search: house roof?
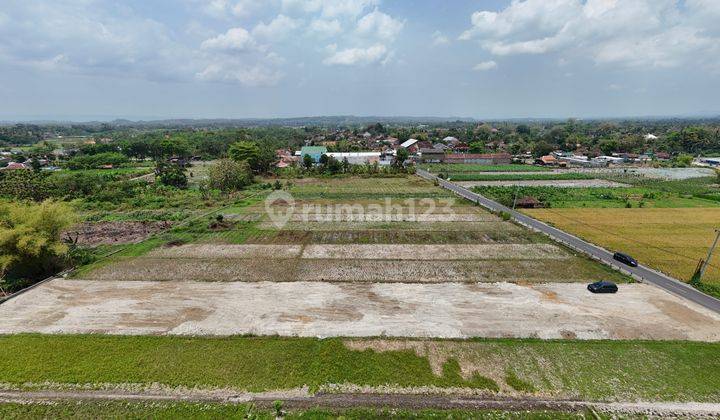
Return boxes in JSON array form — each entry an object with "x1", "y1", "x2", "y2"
[
  {"x1": 400, "y1": 139, "x2": 418, "y2": 148},
  {"x1": 3, "y1": 162, "x2": 28, "y2": 170},
  {"x1": 300, "y1": 146, "x2": 327, "y2": 154}
]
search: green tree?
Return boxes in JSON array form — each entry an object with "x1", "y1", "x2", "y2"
[
  {"x1": 228, "y1": 141, "x2": 261, "y2": 168},
  {"x1": 302, "y1": 154, "x2": 313, "y2": 169},
  {"x1": 155, "y1": 162, "x2": 188, "y2": 188},
  {"x1": 0, "y1": 200, "x2": 76, "y2": 290},
  {"x1": 207, "y1": 159, "x2": 253, "y2": 193},
  {"x1": 66, "y1": 152, "x2": 129, "y2": 170},
  {"x1": 395, "y1": 147, "x2": 410, "y2": 167},
  {"x1": 532, "y1": 141, "x2": 554, "y2": 158},
  {"x1": 469, "y1": 141, "x2": 486, "y2": 153},
  {"x1": 598, "y1": 139, "x2": 620, "y2": 156}
]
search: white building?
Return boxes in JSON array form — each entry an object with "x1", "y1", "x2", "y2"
[{"x1": 326, "y1": 152, "x2": 381, "y2": 165}]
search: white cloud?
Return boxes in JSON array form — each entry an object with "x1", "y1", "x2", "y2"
[
  {"x1": 196, "y1": 62, "x2": 283, "y2": 86},
  {"x1": 356, "y1": 9, "x2": 404, "y2": 41},
  {"x1": 252, "y1": 14, "x2": 301, "y2": 41},
  {"x1": 431, "y1": 30, "x2": 449, "y2": 46},
  {"x1": 308, "y1": 18, "x2": 342, "y2": 38},
  {"x1": 0, "y1": 1, "x2": 192, "y2": 81},
  {"x1": 193, "y1": 0, "x2": 259, "y2": 19},
  {"x1": 459, "y1": 0, "x2": 720, "y2": 69},
  {"x1": 201, "y1": 27, "x2": 258, "y2": 52},
  {"x1": 282, "y1": 0, "x2": 378, "y2": 18},
  {"x1": 323, "y1": 44, "x2": 388, "y2": 65},
  {"x1": 473, "y1": 61, "x2": 497, "y2": 71}
]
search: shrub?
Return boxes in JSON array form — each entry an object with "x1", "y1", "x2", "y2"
[
  {"x1": 0, "y1": 170, "x2": 51, "y2": 201},
  {"x1": 208, "y1": 159, "x2": 253, "y2": 193},
  {"x1": 0, "y1": 200, "x2": 76, "y2": 290},
  {"x1": 155, "y1": 162, "x2": 188, "y2": 188}
]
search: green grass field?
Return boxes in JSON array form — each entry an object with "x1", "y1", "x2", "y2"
[
  {"x1": 447, "y1": 173, "x2": 593, "y2": 182},
  {"x1": 422, "y1": 164, "x2": 550, "y2": 173},
  {"x1": 1, "y1": 335, "x2": 719, "y2": 402},
  {"x1": 474, "y1": 185, "x2": 720, "y2": 208},
  {"x1": 0, "y1": 402, "x2": 605, "y2": 420}
]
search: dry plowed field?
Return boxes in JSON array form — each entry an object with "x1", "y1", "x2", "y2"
[
  {"x1": 1, "y1": 279, "x2": 719, "y2": 340},
  {"x1": 6, "y1": 175, "x2": 716, "y2": 340}
]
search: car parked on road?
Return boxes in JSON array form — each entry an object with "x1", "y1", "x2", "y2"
[
  {"x1": 587, "y1": 281, "x2": 618, "y2": 293},
  {"x1": 613, "y1": 252, "x2": 638, "y2": 267}
]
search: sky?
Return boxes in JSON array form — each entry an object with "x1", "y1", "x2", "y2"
[{"x1": 1, "y1": 0, "x2": 719, "y2": 121}]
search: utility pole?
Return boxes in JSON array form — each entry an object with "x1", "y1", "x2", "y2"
[{"x1": 699, "y1": 228, "x2": 720, "y2": 280}]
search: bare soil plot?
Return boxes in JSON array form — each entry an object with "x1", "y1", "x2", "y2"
[
  {"x1": 147, "y1": 244, "x2": 566, "y2": 261},
  {"x1": 84, "y1": 256, "x2": 624, "y2": 283},
  {"x1": 64, "y1": 221, "x2": 173, "y2": 246},
  {"x1": 150, "y1": 244, "x2": 303, "y2": 259},
  {"x1": 1, "y1": 279, "x2": 718, "y2": 341},
  {"x1": 301, "y1": 244, "x2": 569, "y2": 260},
  {"x1": 243, "y1": 228, "x2": 540, "y2": 244},
  {"x1": 258, "y1": 221, "x2": 505, "y2": 231},
  {"x1": 248, "y1": 197, "x2": 474, "y2": 210},
  {"x1": 458, "y1": 180, "x2": 629, "y2": 188},
  {"x1": 280, "y1": 213, "x2": 495, "y2": 222}
]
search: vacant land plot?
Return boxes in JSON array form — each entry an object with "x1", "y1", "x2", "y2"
[
  {"x1": 526, "y1": 208, "x2": 720, "y2": 285},
  {"x1": 1, "y1": 279, "x2": 718, "y2": 340},
  {"x1": 287, "y1": 176, "x2": 451, "y2": 198},
  {"x1": 64, "y1": 221, "x2": 173, "y2": 246},
  {"x1": 243, "y1": 228, "x2": 541, "y2": 244},
  {"x1": 459, "y1": 180, "x2": 629, "y2": 188},
  {"x1": 84, "y1": 258, "x2": 623, "y2": 283}
]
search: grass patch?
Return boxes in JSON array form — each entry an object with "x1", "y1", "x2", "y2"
[
  {"x1": 0, "y1": 335, "x2": 719, "y2": 402},
  {"x1": 474, "y1": 185, "x2": 720, "y2": 208},
  {"x1": 505, "y1": 370, "x2": 536, "y2": 393},
  {"x1": 422, "y1": 164, "x2": 550, "y2": 173},
  {"x1": 447, "y1": 173, "x2": 593, "y2": 182},
  {"x1": 0, "y1": 401, "x2": 604, "y2": 419}
]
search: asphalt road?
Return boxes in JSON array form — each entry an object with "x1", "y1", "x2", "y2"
[{"x1": 416, "y1": 168, "x2": 720, "y2": 315}]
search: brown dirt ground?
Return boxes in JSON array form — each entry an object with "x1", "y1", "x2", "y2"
[{"x1": 64, "y1": 221, "x2": 173, "y2": 246}]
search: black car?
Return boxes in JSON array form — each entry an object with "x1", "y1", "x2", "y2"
[
  {"x1": 587, "y1": 281, "x2": 618, "y2": 294},
  {"x1": 613, "y1": 252, "x2": 638, "y2": 267}
]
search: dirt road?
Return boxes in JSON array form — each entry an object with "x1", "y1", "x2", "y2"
[{"x1": 1, "y1": 389, "x2": 718, "y2": 417}]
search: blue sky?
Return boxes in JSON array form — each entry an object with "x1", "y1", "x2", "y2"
[{"x1": 1, "y1": 0, "x2": 719, "y2": 120}]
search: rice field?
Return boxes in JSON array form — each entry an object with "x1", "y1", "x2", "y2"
[{"x1": 526, "y1": 208, "x2": 720, "y2": 285}]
